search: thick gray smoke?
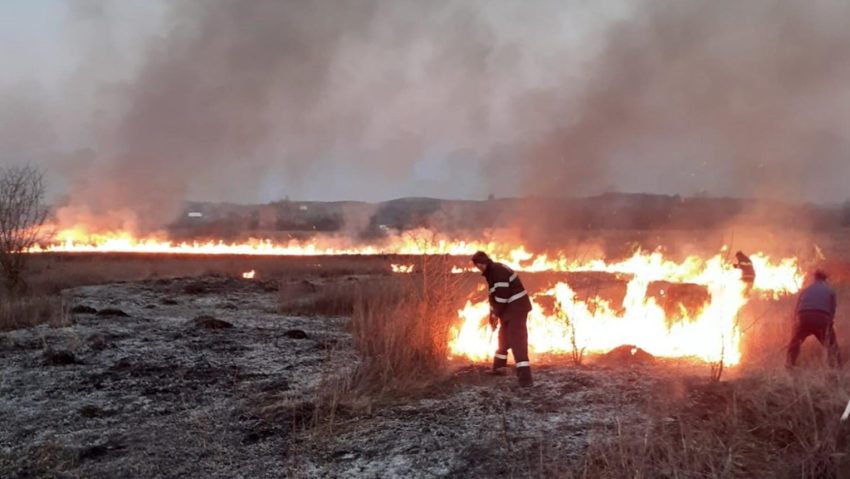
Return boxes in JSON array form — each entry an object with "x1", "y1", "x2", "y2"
[
  {"x1": 523, "y1": 1, "x2": 850, "y2": 200},
  {"x1": 4, "y1": 0, "x2": 850, "y2": 231}
]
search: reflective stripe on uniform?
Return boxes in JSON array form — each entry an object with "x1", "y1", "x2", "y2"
[
  {"x1": 494, "y1": 290, "x2": 528, "y2": 304},
  {"x1": 494, "y1": 353, "x2": 508, "y2": 360},
  {"x1": 516, "y1": 361, "x2": 530, "y2": 368},
  {"x1": 489, "y1": 282, "x2": 510, "y2": 293}
]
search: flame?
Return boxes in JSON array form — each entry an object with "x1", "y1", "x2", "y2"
[
  {"x1": 33, "y1": 227, "x2": 805, "y2": 365},
  {"x1": 242, "y1": 270, "x2": 256, "y2": 279},
  {"x1": 449, "y1": 251, "x2": 803, "y2": 365}
]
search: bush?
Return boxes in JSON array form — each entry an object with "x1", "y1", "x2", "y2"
[
  {"x1": 347, "y1": 256, "x2": 472, "y2": 395},
  {"x1": 0, "y1": 296, "x2": 68, "y2": 331}
]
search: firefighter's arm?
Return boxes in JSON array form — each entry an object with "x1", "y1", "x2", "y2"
[{"x1": 490, "y1": 266, "x2": 512, "y2": 318}]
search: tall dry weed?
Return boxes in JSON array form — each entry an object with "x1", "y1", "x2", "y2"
[
  {"x1": 0, "y1": 295, "x2": 68, "y2": 331},
  {"x1": 579, "y1": 370, "x2": 850, "y2": 478},
  {"x1": 349, "y1": 255, "x2": 473, "y2": 394}
]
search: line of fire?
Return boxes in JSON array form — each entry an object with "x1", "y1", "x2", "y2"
[{"x1": 30, "y1": 225, "x2": 804, "y2": 367}]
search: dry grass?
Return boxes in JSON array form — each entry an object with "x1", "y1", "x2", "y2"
[
  {"x1": 577, "y1": 370, "x2": 850, "y2": 478},
  {"x1": 348, "y1": 257, "x2": 469, "y2": 395},
  {"x1": 0, "y1": 295, "x2": 68, "y2": 332},
  {"x1": 291, "y1": 256, "x2": 479, "y2": 436}
]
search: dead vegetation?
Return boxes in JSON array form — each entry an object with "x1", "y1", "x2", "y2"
[
  {"x1": 0, "y1": 295, "x2": 68, "y2": 331},
  {"x1": 4, "y1": 250, "x2": 850, "y2": 476},
  {"x1": 0, "y1": 164, "x2": 48, "y2": 295},
  {"x1": 578, "y1": 370, "x2": 850, "y2": 478}
]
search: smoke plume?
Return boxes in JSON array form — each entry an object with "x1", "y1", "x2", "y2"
[{"x1": 4, "y1": 0, "x2": 850, "y2": 232}]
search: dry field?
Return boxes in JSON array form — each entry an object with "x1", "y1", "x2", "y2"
[{"x1": 1, "y1": 235, "x2": 850, "y2": 478}]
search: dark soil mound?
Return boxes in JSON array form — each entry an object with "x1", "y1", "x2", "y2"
[
  {"x1": 43, "y1": 350, "x2": 78, "y2": 366},
  {"x1": 96, "y1": 308, "x2": 129, "y2": 318},
  {"x1": 192, "y1": 315, "x2": 233, "y2": 330},
  {"x1": 284, "y1": 329, "x2": 309, "y2": 339},
  {"x1": 599, "y1": 345, "x2": 655, "y2": 366},
  {"x1": 71, "y1": 305, "x2": 97, "y2": 315},
  {"x1": 183, "y1": 282, "x2": 209, "y2": 295}
]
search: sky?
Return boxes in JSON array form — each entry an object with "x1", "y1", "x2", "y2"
[{"x1": 2, "y1": 0, "x2": 850, "y2": 228}]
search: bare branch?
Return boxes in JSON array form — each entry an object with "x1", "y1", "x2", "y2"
[{"x1": 0, "y1": 164, "x2": 48, "y2": 295}]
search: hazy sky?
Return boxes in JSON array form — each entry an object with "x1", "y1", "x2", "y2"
[{"x1": 2, "y1": 0, "x2": 850, "y2": 221}]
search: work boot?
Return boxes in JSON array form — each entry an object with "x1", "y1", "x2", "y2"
[
  {"x1": 486, "y1": 354, "x2": 508, "y2": 376},
  {"x1": 517, "y1": 365, "x2": 533, "y2": 387}
]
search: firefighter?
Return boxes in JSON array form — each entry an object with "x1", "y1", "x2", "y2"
[
  {"x1": 787, "y1": 270, "x2": 841, "y2": 368},
  {"x1": 734, "y1": 251, "x2": 756, "y2": 294},
  {"x1": 472, "y1": 251, "x2": 533, "y2": 387}
]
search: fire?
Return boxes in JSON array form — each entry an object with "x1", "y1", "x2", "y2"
[
  {"x1": 448, "y1": 251, "x2": 803, "y2": 365},
  {"x1": 33, "y1": 226, "x2": 805, "y2": 365},
  {"x1": 31, "y1": 227, "x2": 506, "y2": 257},
  {"x1": 242, "y1": 270, "x2": 256, "y2": 279}
]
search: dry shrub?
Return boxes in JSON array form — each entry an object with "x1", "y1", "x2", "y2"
[
  {"x1": 347, "y1": 256, "x2": 475, "y2": 395},
  {"x1": 0, "y1": 295, "x2": 68, "y2": 331},
  {"x1": 580, "y1": 370, "x2": 850, "y2": 478}
]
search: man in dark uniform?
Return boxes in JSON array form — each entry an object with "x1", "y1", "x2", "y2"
[
  {"x1": 734, "y1": 251, "x2": 756, "y2": 294},
  {"x1": 787, "y1": 270, "x2": 841, "y2": 368},
  {"x1": 472, "y1": 251, "x2": 533, "y2": 387}
]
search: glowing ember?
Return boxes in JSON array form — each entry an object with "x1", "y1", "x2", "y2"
[
  {"x1": 448, "y1": 251, "x2": 803, "y2": 365},
  {"x1": 391, "y1": 264, "x2": 414, "y2": 273},
  {"x1": 242, "y1": 270, "x2": 256, "y2": 279}
]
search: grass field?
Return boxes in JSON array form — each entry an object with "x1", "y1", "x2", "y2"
[{"x1": 2, "y1": 233, "x2": 850, "y2": 477}]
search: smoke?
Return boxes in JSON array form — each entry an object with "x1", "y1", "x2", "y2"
[
  {"x1": 523, "y1": 0, "x2": 850, "y2": 200},
  {"x1": 5, "y1": 0, "x2": 850, "y2": 232}
]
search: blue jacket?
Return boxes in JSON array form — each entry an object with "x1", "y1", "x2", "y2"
[{"x1": 796, "y1": 280, "x2": 837, "y2": 317}]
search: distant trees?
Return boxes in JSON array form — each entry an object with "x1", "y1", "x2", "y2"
[{"x1": 0, "y1": 165, "x2": 48, "y2": 295}]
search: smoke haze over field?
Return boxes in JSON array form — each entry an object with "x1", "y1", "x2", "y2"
[{"x1": 2, "y1": 0, "x2": 850, "y2": 230}]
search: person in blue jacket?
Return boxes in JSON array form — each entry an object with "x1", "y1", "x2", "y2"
[{"x1": 787, "y1": 270, "x2": 841, "y2": 368}]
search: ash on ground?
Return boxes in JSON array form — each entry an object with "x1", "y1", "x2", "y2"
[{"x1": 1, "y1": 277, "x2": 706, "y2": 478}]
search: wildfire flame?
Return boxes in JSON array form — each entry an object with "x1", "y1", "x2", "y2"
[
  {"x1": 449, "y1": 251, "x2": 803, "y2": 365},
  {"x1": 242, "y1": 270, "x2": 256, "y2": 279},
  {"x1": 33, "y1": 227, "x2": 804, "y2": 365}
]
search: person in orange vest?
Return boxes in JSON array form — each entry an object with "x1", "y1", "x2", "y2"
[{"x1": 472, "y1": 251, "x2": 533, "y2": 387}]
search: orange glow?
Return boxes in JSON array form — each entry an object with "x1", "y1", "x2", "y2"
[
  {"x1": 448, "y1": 251, "x2": 803, "y2": 365},
  {"x1": 33, "y1": 227, "x2": 804, "y2": 365},
  {"x1": 391, "y1": 264, "x2": 414, "y2": 273}
]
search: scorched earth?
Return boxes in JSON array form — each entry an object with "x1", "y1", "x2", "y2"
[{"x1": 0, "y1": 274, "x2": 721, "y2": 478}]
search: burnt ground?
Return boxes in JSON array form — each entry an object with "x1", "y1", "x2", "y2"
[{"x1": 1, "y1": 277, "x2": 709, "y2": 478}]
